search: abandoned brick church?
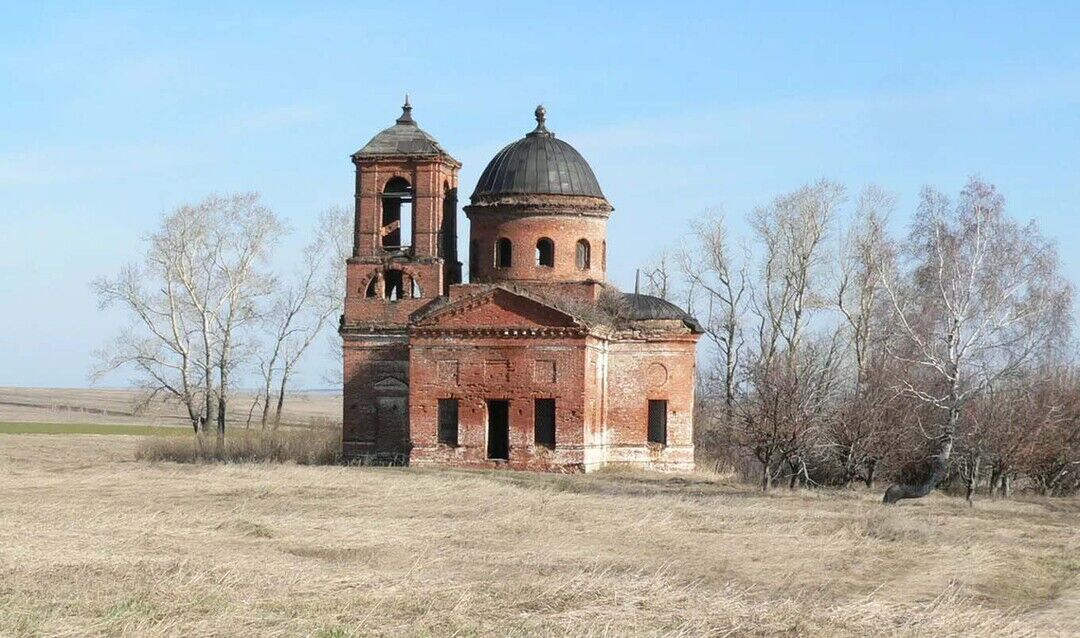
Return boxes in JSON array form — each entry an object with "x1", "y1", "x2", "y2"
[{"x1": 340, "y1": 99, "x2": 702, "y2": 471}]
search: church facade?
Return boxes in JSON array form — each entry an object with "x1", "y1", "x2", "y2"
[{"x1": 340, "y1": 100, "x2": 702, "y2": 472}]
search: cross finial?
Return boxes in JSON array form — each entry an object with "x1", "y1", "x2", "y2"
[{"x1": 397, "y1": 94, "x2": 415, "y2": 124}]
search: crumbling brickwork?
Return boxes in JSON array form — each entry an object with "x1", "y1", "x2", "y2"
[{"x1": 341, "y1": 102, "x2": 701, "y2": 471}]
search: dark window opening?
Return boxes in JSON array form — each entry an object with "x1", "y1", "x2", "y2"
[
  {"x1": 381, "y1": 177, "x2": 413, "y2": 250},
  {"x1": 536, "y1": 238, "x2": 554, "y2": 267},
  {"x1": 496, "y1": 238, "x2": 512, "y2": 269},
  {"x1": 438, "y1": 399, "x2": 459, "y2": 446},
  {"x1": 648, "y1": 400, "x2": 668, "y2": 445},
  {"x1": 486, "y1": 399, "x2": 510, "y2": 460},
  {"x1": 576, "y1": 239, "x2": 591, "y2": 270},
  {"x1": 602, "y1": 240, "x2": 607, "y2": 270},
  {"x1": 365, "y1": 276, "x2": 380, "y2": 298},
  {"x1": 442, "y1": 184, "x2": 458, "y2": 273},
  {"x1": 384, "y1": 270, "x2": 404, "y2": 301},
  {"x1": 534, "y1": 398, "x2": 556, "y2": 449}
]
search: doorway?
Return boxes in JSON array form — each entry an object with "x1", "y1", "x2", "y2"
[{"x1": 486, "y1": 399, "x2": 510, "y2": 460}]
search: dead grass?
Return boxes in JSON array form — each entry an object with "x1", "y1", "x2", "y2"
[
  {"x1": 134, "y1": 428, "x2": 341, "y2": 465},
  {"x1": 0, "y1": 387, "x2": 341, "y2": 428},
  {"x1": 1, "y1": 434, "x2": 1078, "y2": 637}
]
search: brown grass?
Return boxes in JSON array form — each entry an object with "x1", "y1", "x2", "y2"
[
  {"x1": 134, "y1": 428, "x2": 341, "y2": 465},
  {"x1": 1, "y1": 433, "x2": 1078, "y2": 637},
  {"x1": 0, "y1": 387, "x2": 341, "y2": 428}
]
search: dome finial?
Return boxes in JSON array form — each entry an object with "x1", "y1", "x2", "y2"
[
  {"x1": 529, "y1": 104, "x2": 551, "y2": 136},
  {"x1": 397, "y1": 94, "x2": 415, "y2": 124}
]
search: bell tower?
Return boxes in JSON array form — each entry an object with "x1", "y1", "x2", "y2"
[
  {"x1": 341, "y1": 98, "x2": 461, "y2": 460},
  {"x1": 347, "y1": 97, "x2": 461, "y2": 310}
]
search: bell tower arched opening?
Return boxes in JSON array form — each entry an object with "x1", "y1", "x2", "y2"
[{"x1": 382, "y1": 177, "x2": 413, "y2": 251}]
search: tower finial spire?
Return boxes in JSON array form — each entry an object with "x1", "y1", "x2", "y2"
[
  {"x1": 529, "y1": 104, "x2": 551, "y2": 136},
  {"x1": 397, "y1": 94, "x2": 414, "y2": 124}
]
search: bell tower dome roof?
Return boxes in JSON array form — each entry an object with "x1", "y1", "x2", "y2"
[{"x1": 353, "y1": 96, "x2": 457, "y2": 163}]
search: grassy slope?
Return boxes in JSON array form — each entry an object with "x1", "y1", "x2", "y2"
[{"x1": 0, "y1": 434, "x2": 1077, "y2": 637}]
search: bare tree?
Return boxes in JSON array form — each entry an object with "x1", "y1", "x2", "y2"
[
  {"x1": 93, "y1": 263, "x2": 206, "y2": 432},
  {"x1": 679, "y1": 212, "x2": 748, "y2": 419},
  {"x1": 733, "y1": 181, "x2": 844, "y2": 490},
  {"x1": 642, "y1": 248, "x2": 676, "y2": 301},
  {"x1": 315, "y1": 205, "x2": 352, "y2": 386},
  {"x1": 255, "y1": 207, "x2": 344, "y2": 428},
  {"x1": 95, "y1": 193, "x2": 283, "y2": 438},
  {"x1": 880, "y1": 178, "x2": 1072, "y2": 504},
  {"x1": 828, "y1": 185, "x2": 900, "y2": 486}
]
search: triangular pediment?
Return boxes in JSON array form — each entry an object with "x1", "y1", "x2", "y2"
[
  {"x1": 412, "y1": 287, "x2": 581, "y2": 330},
  {"x1": 373, "y1": 377, "x2": 409, "y2": 391}
]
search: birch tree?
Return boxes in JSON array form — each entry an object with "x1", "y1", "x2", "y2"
[
  {"x1": 880, "y1": 178, "x2": 1072, "y2": 504},
  {"x1": 254, "y1": 207, "x2": 344, "y2": 428},
  {"x1": 95, "y1": 193, "x2": 283, "y2": 437}
]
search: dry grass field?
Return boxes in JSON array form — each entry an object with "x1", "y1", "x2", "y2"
[
  {"x1": 0, "y1": 387, "x2": 341, "y2": 429},
  {"x1": 1, "y1": 434, "x2": 1078, "y2": 637}
]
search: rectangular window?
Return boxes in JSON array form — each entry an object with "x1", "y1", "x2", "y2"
[
  {"x1": 648, "y1": 400, "x2": 667, "y2": 445},
  {"x1": 534, "y1": 398, "x2": 556, "y2": 449},
  {"x1": 438, "y1": 399, "x2": 459, "y2": 446}
]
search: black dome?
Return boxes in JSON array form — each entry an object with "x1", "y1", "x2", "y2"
[
  {"x1": 620, "y1": 293, "x2": 704, "y2": 333},
  {"x1": 472, "y1": 106, "x2": 605, "y2": 200}
]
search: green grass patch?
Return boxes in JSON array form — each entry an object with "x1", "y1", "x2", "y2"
[{"x1": 0, "y1": 422, "x2": 191, "y2": 436}]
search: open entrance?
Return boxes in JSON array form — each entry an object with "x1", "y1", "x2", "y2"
[{"x1": 486, "y1": 399, "x2": 510, "y2": 460}]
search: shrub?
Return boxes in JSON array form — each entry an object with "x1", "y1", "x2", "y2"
[{"x1": 136, "y1": 427, "x2": 341, "y2": 465}]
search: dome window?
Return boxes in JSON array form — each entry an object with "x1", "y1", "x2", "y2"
[
  {"x1": 576, "y1": 239, "x2": 591, "y2": 270},
  {"x1": 536, "y1": 238, "x2": 554, "y2": 267},
  {"x1": 496, "y1": 238, "x2": 513, "y2": 269}
]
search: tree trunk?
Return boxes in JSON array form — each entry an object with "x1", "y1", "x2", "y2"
[
  {"x1": 989, "y1": 465, "x2": 1002, "y2": 497},
  {"x1": 864, "y1": 458, "x2": 877, "y2": 489},
  {"x1": 761, "y1": 462, "x2": 772, "y2": 492},
  {"x1": 1002, "y1": 473, "x2": 1012, "y2": 498},
  {"x1": 273, "y1": 368, "x2": 290, "y2": 429},
  {"x1": 965, "y1": 453, "x2": 980, "y2": 505},
  {"x1": 883, "y1": 405, "x2": 957, "y2": 505},
  {"x1": 217, "y1": 364, "x2": 228, "y2": 442}
]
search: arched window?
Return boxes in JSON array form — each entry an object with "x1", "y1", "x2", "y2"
[
  {"x1": 536, "y1": 238, "x2": 554, "y2": 267},
  {"x1": 496, "y1": 237, "x2": 513, "y2": 269},
  {"x1": 381, "y1": 177, "x2": 412, "y2": 250},
  {"x1": 576, "y1": 239, "x2": 591, "y2": 270},
  {"x1": 365, "y1": 275, "x2": 382, "y2": 298}
]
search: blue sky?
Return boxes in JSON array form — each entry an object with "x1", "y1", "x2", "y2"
[{"x1": 2, "y1": 2, "x2": 1079, "y2": 388}]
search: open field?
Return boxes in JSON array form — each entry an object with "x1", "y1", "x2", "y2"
[
  {"x1": 0, "y1": 387, "x2": 342, "y2": 429},
  {"x1": 1, "y1": 434, "x2": 1078, "y2": 637},
  {"x1": 0, "y1": 422, "x2": 190, "y2": 436}
]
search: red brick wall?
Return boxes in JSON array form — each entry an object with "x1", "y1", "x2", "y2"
[
  {"x1": 342, "y1": 335, "x2": 410, "y2": 460},
  {"x1": 602, "y1": 335, "x2": 698, "y2": 470},
  {"x1": 408, "y1": 329, "x2": 590, "y2": 471},
  {"x1": 353, "y1": 159, "x2": 459, "y2": 260},
  {"x1": 468, "y1": 214, "x2": 608, "y2": 284}
]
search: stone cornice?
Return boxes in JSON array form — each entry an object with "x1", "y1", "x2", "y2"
[{"x1": 410, "y1": 326, "x2": 590, "y2": 339}]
